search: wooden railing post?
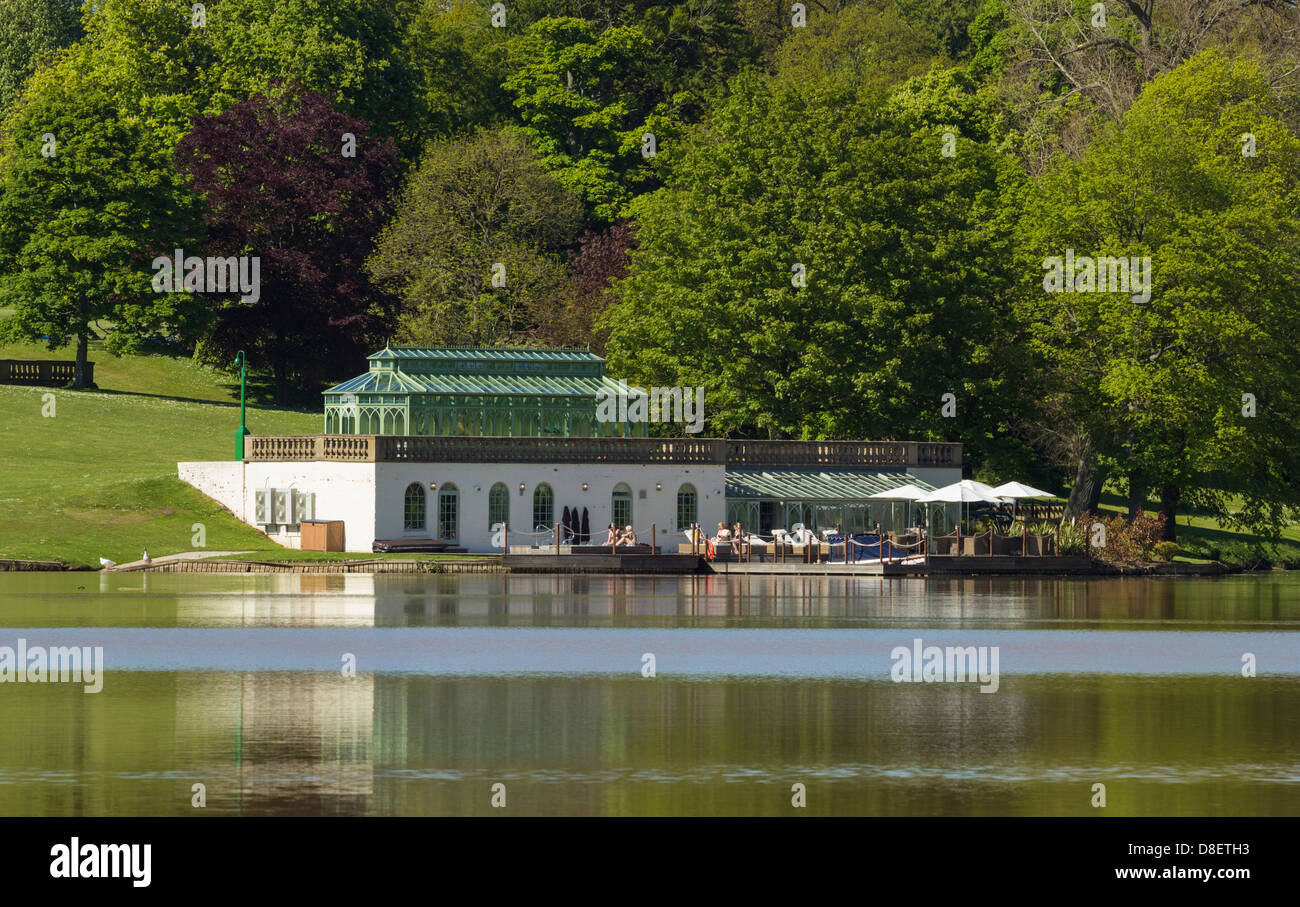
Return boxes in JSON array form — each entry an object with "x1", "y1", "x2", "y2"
[
  {"x1": 555, "y1": 523, "x2": 561, "y2": 555},
  {"x1": 651, "y1": 523, "x2": 656, "y2": 556}
]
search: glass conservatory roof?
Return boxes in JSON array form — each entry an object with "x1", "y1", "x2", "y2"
[
  {"x1": 323, "y1": 345, "x2": 617, "y2": 398},
  {"x1": 725, "y1": 470, "x2": 936, "y2": 501},
  {"x1": 324, "y1": 371, "x2": 619, "y2": 397}
]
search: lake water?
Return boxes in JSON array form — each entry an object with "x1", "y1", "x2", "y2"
[{"x1": 0, "y1": 571, "x2": 1297, "y2": 816}]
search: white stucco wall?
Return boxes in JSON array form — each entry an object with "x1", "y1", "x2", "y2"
[
  {"x1": 179, "y1": 461, "x2": 378, "y2": 552},
  {"x1": 179, "y1": 457, "x2": 950, "y2": 554},
  {"x1": 178, "y1": 461, "x2": 246, "y2": 516},
  {"x1": 180, "y1": 459, "x2": 723, "y2": 553},
  {"x1": 375, "y1": 462, "x2": 726, "y2": 552}
]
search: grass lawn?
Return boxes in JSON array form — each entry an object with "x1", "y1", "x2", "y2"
[
  {"x1": 0, "y1": 337, "x2": 251, "y2": 404},
  {"x1": 0, "y1": 331, "x2": 378, "y2": 567},
  {"x1": 1093, "y1": 492, "x2": 1300, "y2": 556},
  {"x1": 0, "y1": 380, "x2": 321, "y2": 567}
]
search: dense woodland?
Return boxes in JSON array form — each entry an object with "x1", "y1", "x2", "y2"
[{"x1": 2, "y1": 0, "x2": 1299, "y2": 539}]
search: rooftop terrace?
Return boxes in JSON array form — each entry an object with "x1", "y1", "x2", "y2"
[{"x1": 244, "y1": 435, "x2": 962, "y2": 468}]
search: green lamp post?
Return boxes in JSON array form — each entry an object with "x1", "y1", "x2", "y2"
[{"x1": 234, "y1": 350, "x2": 250, "y2": 460}]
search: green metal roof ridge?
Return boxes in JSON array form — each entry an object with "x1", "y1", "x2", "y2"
[
  {"x1": 367, "y1": 345, "x2": 604, "y2": 361},
  {"x1": 325, "y1": 371, "x2": 612, "y2": 396}
]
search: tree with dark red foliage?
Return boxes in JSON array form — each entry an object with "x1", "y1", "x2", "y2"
[
  {"x1": 177, "y1": 89, "x2": 398, "y2": 404},
  {"x1": 532, "y1": 220, "x2": 637, "y2": 353}
]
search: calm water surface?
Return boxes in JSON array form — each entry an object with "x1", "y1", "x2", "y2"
[{"x1": 0, "y1": 571, "x2": 1297, "y2": 816}]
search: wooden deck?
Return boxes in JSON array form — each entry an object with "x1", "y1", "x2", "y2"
[
  {"x1": 711, "y1": 555, "x2": 1091, "y2": 575},
  {"x1": 501, "y1": 549, "x2": 1096, "y2": 576}
]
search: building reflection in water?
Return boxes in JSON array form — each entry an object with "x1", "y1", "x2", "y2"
[{"x1": 1, "y1": 571, "x2": 1292, "y2": 816}]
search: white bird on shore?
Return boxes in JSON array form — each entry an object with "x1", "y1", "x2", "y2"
[
  {"x1": 142, "y1": 549, "x2": 151, "y2": 565},
  {"x1": 99, "y1": 557, "x2": 116, "y2": 569}
]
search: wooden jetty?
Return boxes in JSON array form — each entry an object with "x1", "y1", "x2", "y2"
[{"x1": 501, "y1": 545, "x2": 1096, "y2": 576}]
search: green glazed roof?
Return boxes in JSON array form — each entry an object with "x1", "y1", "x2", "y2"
[
  {"x1": 725, "y1": 470, "x2": 936, "y2": 501},
  {"x1": 324, "y1": 345, "x2": 616, "y2": 397},
  {"x1": 369, "y1": 345, "x2": 602, "y2": 364},
  {"x1": 325, "y1": 372, "x2": 622, "y2": 398}
]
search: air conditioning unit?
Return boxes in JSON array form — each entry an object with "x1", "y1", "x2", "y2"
[
  {"x1": 255, "y1": 488, "x2": 314, "y2": 528},
  {"x1": 292, "y1": 489, "x2": 314, "y2": 524},
  {"x1": 272, "y1": 489, "x2": 290, "y2": 525}
]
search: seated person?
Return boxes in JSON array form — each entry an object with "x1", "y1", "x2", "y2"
[
  {"x1": 605, "y1": 523, "x2": 618, "y2": 545},
  {"x1": 715, "y1": 521, "x2": 732, "y2": 542},
  {"x1": 618, "y1": 525, "x2": 637, "y2": 546}
]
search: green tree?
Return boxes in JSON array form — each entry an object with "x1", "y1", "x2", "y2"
[
  {"x1": 0, "y1": 0, "x2": 84, "y2": 114},
  {"x1": 771, "y1": 1, "x2": 945, "y2": 92},
  {"x1": 1019, "y1": 51, "x2": 1300, "y2": 537},
  {"x1": 0, "y1": 61, "x2": 203, "y2": 385},
  {"x1": 201, "y1": 0, "x2": 421, "y2": 153},
  {"x1": 505, "y1": 16, "x2": 673, "y2": 223},
  {"x1": 405, "y1": 0, "x2": 514, "y2": 138},
  {"x1": 367, "y1": 126, "x2": 583, "y2": 345},
  {"x1": 603, "y1": 69, "x2": 1027, "y2": 463}
]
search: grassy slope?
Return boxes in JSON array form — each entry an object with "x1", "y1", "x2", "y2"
[{"x1": 0, "y1": 336, "x2": 333, "y2": 566}]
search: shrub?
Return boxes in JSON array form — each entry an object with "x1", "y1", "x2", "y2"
[
  {"x1": 1057, "y1": 519, "x2": 1088, "y2": 556},
  {"x1": 1077, "y1": 510, "x2": 1168, "y2": 563},
  {"x1": 1152, "y1": 541, "x2": 1179, "y2": 562},
  {"x1": 1273, "y1": 546, "x2": 1300, "y2": 570}
]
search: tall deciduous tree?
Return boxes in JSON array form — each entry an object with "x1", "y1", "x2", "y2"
[
  {"x1": 1008, "y1": 0, "x2": 1300, "y2": 122},
  {"x1": 1019, "y1": 51, "x2": 1300, "y2": 538},
  {"x1": 367, "y1": 125, "x2": 582, "y2": 346},
  {"x1": 177, "y1": 89, "x2": 398, "y2": 403},
  {"x1": 0, "y1": 53, "x2": 204, "y2": 386},
  {"x1": 201, "y1": 0, "x2": 420, "y2": 154},
  {"x1": 602, "y1": 68, "x2": 1028, "y2": 464},
  {"x1": 405, "y1": 0, "x2": 514, "y2": 138},
  {"x1": 0, "y1": 0, "x2": 84, "y2": 114},
  {"x1": 505, "y1": 16, "x2": 672, "y2": 223}
]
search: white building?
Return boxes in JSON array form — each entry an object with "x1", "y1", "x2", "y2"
[{"x1": 178, "y1": 347, "x2": 962, "y2": 553}]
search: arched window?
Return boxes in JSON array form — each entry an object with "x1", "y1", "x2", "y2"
[
  {"x1": 676, "y1": 484, "x2": 697, "y2": 530},
  {"x1": 404, "y1": 483, "x2": 426, "y2": 532},
  {"x1": 438, "y1": 484, "x2": 458, "y2": 540},
  {"x1": 533, "y1": 483, "x2": 553, "y2": 531},
  {"x1": 611, "y1": 483, "x2": 633, "y2": 531},
  {"x1": 488, "y1": 482, "x2": 509, "y2": 530}
]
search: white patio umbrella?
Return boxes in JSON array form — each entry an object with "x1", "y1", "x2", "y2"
[
  {"x1": 991, "y1": 482, "x2": 1055, "y2": 499},
  {"x1": 917, "y1": 480, "x2": 1008, "y2": 532},
  {"x1": 869, "y1": 484, "x2": 931, "y2": 532},
  {"x1": 992, "y1": 482, "x2": 1057, "y2": 525}
]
